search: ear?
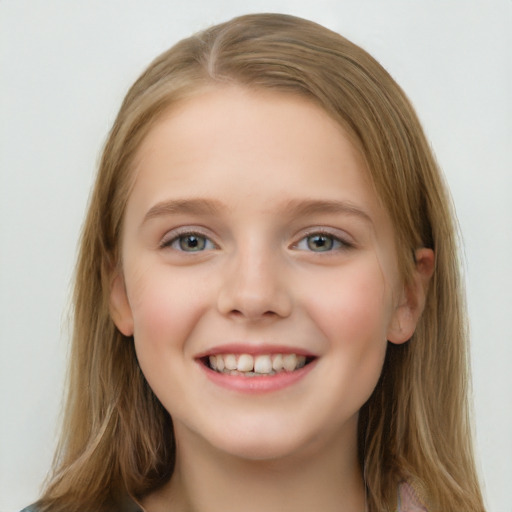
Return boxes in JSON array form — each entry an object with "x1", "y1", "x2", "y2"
[
  {"x1": 387, "y1": 248, "x2": 435, "y2": 344},
  {"x1": 109, "y1": 270, "x2": 134, "y2": 336}
]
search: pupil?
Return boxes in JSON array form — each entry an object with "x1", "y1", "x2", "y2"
[
  {"x1": 180, "y1": 235, "x2": 205, "y2": 251},
  {"x1": 308, "y1": 234, "x2": 332, "y2": 251}
]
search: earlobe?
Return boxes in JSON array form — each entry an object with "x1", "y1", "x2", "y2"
[
  {"x1": 109, "y1": 271, "x2": 134, "y2": 336},
  {"x1": 387, "y1": 248, "x2": 435, "y2": 345}
]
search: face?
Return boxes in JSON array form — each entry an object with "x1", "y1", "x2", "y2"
[{"x1": 111, "y1": 86, "x2": 426, "y2": 462}]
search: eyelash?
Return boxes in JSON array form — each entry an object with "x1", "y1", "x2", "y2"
[
  {"x1": 293, "y1": 230, "x2": 353, "y2": 253},
  {"x1": 160, "y1": 229, "x2": 217, "y2": 252},
  {"x1": 160, "y1": 228, "x2": 352, "y2": 253}
]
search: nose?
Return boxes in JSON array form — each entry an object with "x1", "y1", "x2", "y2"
[{"x1": 216, "y1": 245, "x2": 293, "y2": 321}]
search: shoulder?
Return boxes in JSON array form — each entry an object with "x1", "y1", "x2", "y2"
[{"x1": 18, "y1": 501, "x2": 143, "y2": 512}]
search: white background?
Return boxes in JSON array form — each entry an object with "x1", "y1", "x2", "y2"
[{"x1": 0, "y1": 1, "x2": 510, "y2": 511}]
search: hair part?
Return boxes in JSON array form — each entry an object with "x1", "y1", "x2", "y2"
[{"x1": 38, "y1": 13, "x2": 484, "y2": 512}]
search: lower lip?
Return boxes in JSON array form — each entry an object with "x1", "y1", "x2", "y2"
[{"x1": 199, "y1": 359, "x2": 317, "y2": 394}]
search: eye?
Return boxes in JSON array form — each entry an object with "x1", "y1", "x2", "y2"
[
  {"x1": 295, "y1": 232, "x2": 350, "y2": 252},
  {"x1": 162, "y1": 232, "x2": 216, "y2": 252}
]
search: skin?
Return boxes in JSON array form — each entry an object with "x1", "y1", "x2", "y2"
[{"x1": 110, "y1": 86, "x2": 433, "y2": 512}]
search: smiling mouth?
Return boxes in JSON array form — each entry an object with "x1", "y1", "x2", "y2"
[{"x1": 202, "y1": 353, "x2": 316, "y2": 377}]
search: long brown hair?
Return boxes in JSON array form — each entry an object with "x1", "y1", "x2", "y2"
[{"x1": 38, "y1": 13, "x2": 485, "y2": 512}]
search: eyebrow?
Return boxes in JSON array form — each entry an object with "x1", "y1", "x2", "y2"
[
  {"x1": 280, "y1": 198, "x2": 373, "y2": 224},
  {"x1": 142, "y1": 198, "x2": 224, "y2": 225},
  {"x1": 141, "y1": 197, "x2": 373, "y2": 225}
]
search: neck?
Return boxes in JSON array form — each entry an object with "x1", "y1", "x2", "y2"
[{"x1": 141, "y1": 420, "x2": 366, "y2": 512}]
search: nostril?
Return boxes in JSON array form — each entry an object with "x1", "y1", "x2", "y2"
[{"x1": 227, "y1": 309, "x2": 279, "y2": 321}]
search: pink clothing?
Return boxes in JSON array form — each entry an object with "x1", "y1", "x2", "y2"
[{"x1": 398, "y1": 482, "x2": 428, "y2": 511}]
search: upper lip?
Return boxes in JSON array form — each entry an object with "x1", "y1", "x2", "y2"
[{"x1": 194, "y1": 343, "x2": 318, "y2": 359}]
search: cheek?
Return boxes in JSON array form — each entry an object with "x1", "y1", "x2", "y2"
[
  {"x1": 306, "y1": 262, "x2": 393, "y2": 344},
  {"x1": 126, "y1": 269, "x2": 209, "y2": 406},
  {"x1": 126, "y1": 266, "x2": 207, "y2": 357},
  {"x1": 293, "y1": 260, "x2": 395, "y2": 429},
  {"x1": 302, "y1": 259, "x2": 394, "y2": 397},
  {"x1": 332, "y1": 271, "x2": 391, "y2": 398}
]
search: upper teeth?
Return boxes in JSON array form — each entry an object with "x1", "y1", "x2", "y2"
[{"x1": 208, "y1": 353, "x2": 307, "y2": 375}]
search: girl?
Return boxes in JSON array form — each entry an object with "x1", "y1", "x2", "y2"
[{"x1": 25, "y1": 13, "x2": 485, "y2": 512}]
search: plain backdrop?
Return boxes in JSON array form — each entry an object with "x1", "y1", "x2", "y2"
[{"x1": 1, "y1": 1, "x2": 511, "y2": 511}]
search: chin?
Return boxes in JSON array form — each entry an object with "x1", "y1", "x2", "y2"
[
  {"x1": 202, "y1": 415, "x2": 338, "y2": 463},
  {"x1": 216, "y1": 436, "x2": 305, "y2": 462},
  {"x1": 183, "y1": 415, "x2": 308, "y2": 462}
]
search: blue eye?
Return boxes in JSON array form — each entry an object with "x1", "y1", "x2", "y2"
[
  {"x1": 295, "y1": 233, "x2": 348, "y2": 252},
  {"x1": 164, "y1": 233, "x2": 215, "y2": 252}
]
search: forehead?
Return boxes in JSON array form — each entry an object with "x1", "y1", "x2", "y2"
[{"x1": 130, "y1": 86, "x2": 380, "y2": 211}]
